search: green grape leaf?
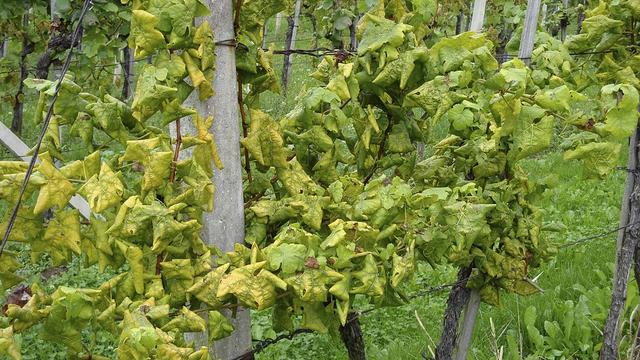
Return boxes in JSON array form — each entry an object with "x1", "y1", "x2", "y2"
[
  {"x1": 132, "y1": 65, "x2": 178, "y2": 122},
  {"x1": 601, "y1": 83, "x2": 640, "y2": 140},
  {"x1": 265, "y1": 243, "x2": 307, "y2": 274},
  {"x1": 509, "y1": 115, "x2": 555, "y2": 162},
  {"x1": 357, "y1": 14, "x2": 413, "y2": 55},
  {"x1": 300, "y1": 301, "x2": 332, "y2": 333},
  {"x1": 564, "y1": 142, "x2": 622, "y2": 178}
]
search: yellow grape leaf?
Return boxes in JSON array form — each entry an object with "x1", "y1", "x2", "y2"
[
  {"x1": 161, "y1": 307, "x2": 206, "y2": 333},
  {"x1": 194, "y1": 21, "x2": 215, "y2": 71},
  {"x1": 129, "y1": 10, "x2": 166, "y2": 59},
  {"x1": 208, "y1": 310, "x2": 234, "y2": 341},
  {"x1": 34, "y1": 210, "x2": 81, "y2": 265},
  {"x1": 187, "y1": 263, "x2": 229, "y2": 308},
  {"x1": 286, "y1": 268, "x2": 343, "y2": 302},
  {"x1": 143, "y1": 151, "x2": 173, "y2": 191},
  {"x1": 33, "y1": 158, "x2": 76, "y2": 215},
  {"x1": 241, "y1": 110, "x2": 288, "y2": 168},
  {"x1": 182, "y1": 51, "x2": 206, "y2": 88},
  {"x1": 350, "y1": 254, "x2": 385, "y2": 298},
  {"x1": 0, "y1": 251, "x2": 23, "y2": 291},
  {"x1": 0, "y1": 327, "x2": 21, "y2": 360},
  {"x1": 217, "y1": 262, "x2": 287, "y2": 310},
  {"x1": 192, "y1": 113, "x2": 223, "y2": 174},
  {"x1": 79, "y1": 163, "x2": 124, "y2": 213}
]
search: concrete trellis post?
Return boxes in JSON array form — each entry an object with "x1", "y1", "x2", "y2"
[
  {"x1": 274, "y1": 12, "x2": 283, "y2": 37},
  {"x1": 469, "y1": 0, "x2": 487, "y2": 33},
  {"x1": 209, "y1": 1, "x2": 253, "y2": 357},
  {"x1": 178, "y1": 1, "x2": 252, "y2": 359},
  {"x1": 0, "y1": 121, "x2": 91, "y2": 220},
  {"x1": 518, "y1": 0, "x2": 542, "y2": 66}
]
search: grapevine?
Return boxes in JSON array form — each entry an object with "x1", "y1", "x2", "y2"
[{"x1": 0, "y1": 0, "x2": 638, "y2": 359}]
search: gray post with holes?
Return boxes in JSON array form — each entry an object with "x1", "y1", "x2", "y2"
[
  {"x1": 469, "y1": 0, "x2": 487, "y2": 33},
  {"x1": 179, "y1": 1, "x2": 252, "y2": 359},
  {"x1": 518, "y1": 0, "x2": 541, "y2": 66}
]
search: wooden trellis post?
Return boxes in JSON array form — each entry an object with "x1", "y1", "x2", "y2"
[
  {"x1": 518, "y1": 0, "x2": 541, "y2": 66},
  {"x1": 11, "y1": 9, "x2": 30, "y2": 135},
  {"x1": 0, "y1": 35, "x2": 7, "y2": 58},
  {"x1": 261, "y1": 22, "x2": 268, "y2": 49},
  {"x1": 455, "y1": 11, "x2": 465, "y2": 35},
  {"x1": 274, "y1": 12, "x2": 283, "y2": 38},
  {"x1": 601, "y1": 128, "x2": 640, "y2": 360},
  {"x1": 281, "y1": 0, "x2": 302, "y2": 94},
  {"x1": 469, "y1": 0, "x2": 487, "y2": 33},
  {"x1": 560, "y1": 0, "x2": 569, "y2": 41},
  {"x1": 121, "y1": 45, "x2": 134, "y2": 100},
  {"x1": 454, "y1": 290, "x2": 481, "y2": 360}
]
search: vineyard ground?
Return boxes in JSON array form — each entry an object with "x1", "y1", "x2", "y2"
[{"x1": 0, "y1": 17, "x2": 635, "y2": 360}]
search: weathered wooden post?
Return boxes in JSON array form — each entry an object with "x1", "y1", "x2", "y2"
[
  {"x1": 350, "y1": 14, "x2": 359, "y2": 51},
  {"x1": 0, "y1": 35, "x2": 7, "y2": 58},
  {"x1": 601, "y1": 128, "x2": 640, "y2": 360},
  {"x1": 469, "y1": 0, "x2": 487, "y2": 33},
  {"x1": 454, "y1": 290, "x2": 481, "y2": 360},
  {"x1": 281, "y1": 0, "x2": 302, "y2": 94},
  {"x1": 560, "y1": 0, "x2": 569, "y2": 41},
  {"x1": 261, "y1": 22, "x2": 268, "y2": 49},
  {"x1": 121, "y1": 45, "x2": 134, "y2": 100},
  {"x1": 518, "y1": 0, "x2": 541, "y2": 66},
  {"x1": 455, "y1": 11, "x2": 465, "y2": 35},
  {"x1": 11, "y1": 9, "x2": 30, "y2": 135},
  {"x1": 435, "y1": 267, "x2": 473, "y2": 360},
  {"x1": 274, "y1": 12, "x2": 283, "y2": 38}
]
